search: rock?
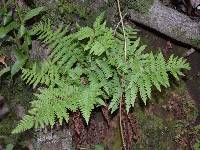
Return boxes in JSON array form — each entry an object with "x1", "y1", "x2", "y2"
[
  {"x1": 30, "y1": 40, "x2": 51, "y2": 61},
  {"x1": 0, "y1": 96, "x2": 9, "y2": 120},
  {"x1": 33, "y1": 127, "x2": 73, "y2": 150},
  {"x1": 128, "y1": 0, "x2": 200, "y2": 48},
  {"x1": 0, "y1": 104, "x2": 9, "y2": 120},
  {"x1": 14, "y1": 104, "x2": 26, "y2": 119},
  {"x1": 183, "y1": 48, "x2": 196, "y2": 57},
  {"x1": 0, "y1": 96, "x2": 4, "y2": 107}
]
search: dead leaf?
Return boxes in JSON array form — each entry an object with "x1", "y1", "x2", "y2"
[{"x1": 0, "y1": 56, "x2": 7, "y2": 67}]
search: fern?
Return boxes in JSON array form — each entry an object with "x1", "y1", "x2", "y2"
[
  {"x1": 21, "y1": 61, "x2": 61, "y2": 88},
  {"x1": 12, "y1": 85, "x2": 76, "y2": 134},
  {"x1": 13, "y1": 13, "x2": 190, "y2": 133}
]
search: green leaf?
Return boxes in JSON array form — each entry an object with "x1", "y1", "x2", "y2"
[
  {"x1": 24, "y1": 33, "x2": 32, "y2": 46},
  {"x1": 0, "y1": 21, "x2": 18, "y2": 39},
  {"x1": 6, "y1": 144, "x2": 14, "y2": 150},
  {"x1": 90, "y1": 41, "x2": 105, "y2": 56},
  {"x1": 11, "y1": 50, "x2": 27, "y2": 77},
  {"x1": 0, "y1": 67, "x2": 10, "y2": 77},
  {"x1": 90, "y1": 145, "x2": 104, "y2": 150},
  {"x1": 3, "y1": 11, "x2": 12, "y2": 25},
  {"x1": 19, "y1": 25, "x2": 26, "y2": 37},
  {"x1": 76, "y1": 27, "x2": 94, "y2": 40},
  {"x1": 23, "y1": 7, "x2": 46, "y2": 22},
  {"x1": 93, "y1": 11, "x2": 105, "y2": 29}
]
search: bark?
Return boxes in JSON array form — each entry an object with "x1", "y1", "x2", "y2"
[{"x1": 128, "y1": 0, "x2": 200, "y2": 49}]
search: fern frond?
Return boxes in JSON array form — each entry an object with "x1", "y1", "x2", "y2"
[
  {"x1": 78, "y1": 82, "x2": 105, "y2": 124},
  {"x1": 167, "y1": 55, "x2": 190, "y2": 79},
  {"x1": 93, "y1": 12, "x2": 105, "y2": 29},
  {"x1": 30, "y1": 19, "x2": 51, "y2": 36},
  {"x1": 12, "y1": 85, "x2": 78, "y2": 133},
  {"x1": 108, "y1": 73, "x2": 121, "y2": 113},
  {"x1": 74, "y1": 27, "x2": 94, "y2": 40},
  {"x1": 13, "y1": 13, "x2": 190, "y2": 134},
  {"x1": 21, "y1": 61, "x2": 60, "y2": 88},
  {"x1": 12, "y1": 115, "x2": 34, "y2": 134},
  {"x1": 125, "y1": 38, "x2": 189, "y2": 111}
]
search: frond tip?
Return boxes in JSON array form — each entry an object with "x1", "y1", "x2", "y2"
[{"x1": 12, "y1": 115, "x2": 34, "y2": 134}]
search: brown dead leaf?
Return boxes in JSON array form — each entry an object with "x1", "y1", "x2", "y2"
[{"x1": 0, "y1": 56, "x2": 7, "y2": 67}]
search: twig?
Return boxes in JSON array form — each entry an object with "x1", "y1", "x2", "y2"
[
  {"x1": 116, "y1": 0, "x2": 127, "y2": 149},
  {"x1": 114, "y1": 13, "x2": 127, "y2": 35},
  {"x1": 116, "y1": 0, "x2": 127, "y2": 61}
]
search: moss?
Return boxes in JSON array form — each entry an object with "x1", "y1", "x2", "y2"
[
  {"x1": 191, "y1": 36, "x2": 200, "y2": 47},
  {"x1": 133, "y1": 108, "x2": 175, "y2": 150},
  {"x1": 0, "y1": 114, "x2": 16, "y2": 136},
  {"x1": 173, "y1": 47, "x2": 188, "y2": 57},
  {"x1": 132, "y1": 81, "x2": 198, "y2": 149},
  {"x1": 126, "y1": 0, "x2": 155, "y2": 13},
  {"x1": 0, "y1": 113, "x2": 20, "y2": 145},
  {"x1": 0, "y1": 76, "x2": 34, "y2": 147},
  {"x1": 57, "y1": 0, "x2": 91, "y2": 25},
  {"x1": 58, "y1": 1, "x2": 89, "y2": 19},
  {"x1": 110, "y1": 126, "x2": 123, "y2": 150},
  {"x1": 0, "y1": 77, "x2": 33, "y2": 110},
  {"x1": 36, "y1": 0, "x2": 108, "y2": 27}
]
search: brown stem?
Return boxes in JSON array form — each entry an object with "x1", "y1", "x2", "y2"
[{"x1": 119, "y1": 92, "x2": 127, "y2": 150}]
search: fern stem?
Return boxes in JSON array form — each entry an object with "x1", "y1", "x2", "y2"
[
  {"x1": 116, "y1": 0, "x2": 127, "y2": 61},
  {"x1": 14, "y1": 0, "x2": 23, "y2": 24},
  {"x1": 113, "y1": 13, "x2": 127, "y2": 35},
  {"x1": 117, "y1": 0, "x2": 127, "y2": 149},
  {"x1": 119, "y1": 92, "x2": 127, "y2": 150}
]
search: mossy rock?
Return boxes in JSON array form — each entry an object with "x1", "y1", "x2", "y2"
[
  {"x1": 124, "y1": 0, "x2": 155, "y2": 13},
  {"x1": 132, "y1": 81, "x2": 198, "y2": 149}
]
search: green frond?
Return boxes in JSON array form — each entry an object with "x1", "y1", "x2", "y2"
[
  {"x1": 21, "y1": 61, "x2": 60, "y2": 88},
  {"x1": 74, "y1": 26, "x2": 94, "y2": 40},
  {"x1": 12, "y1": 115, "x2": 34, "y2": 134},
  {"x1": 93, "y1": 12, "x2": 106, "y2": 29},
  {"x1": 30, "y1": 19, "x2": 51, "y2": 36},
  {"x1": 108, "y1": 73, "x2": 121, "y2": 113},
  {"x1": 13, "y1": 86, "x2": 78, "y2": 133},
  {"x1": 78, "y1": 83, "x2": 105, "y2": 124},
  {"x1": 13, "y1": 14, "x2": 190, "y2": 134},
  {"x1": 95, "y1": 59, "x2": 113, "y2": 79},
  {"x1": 167, "y1": 55, "x2": 190, "y2": 79}
]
